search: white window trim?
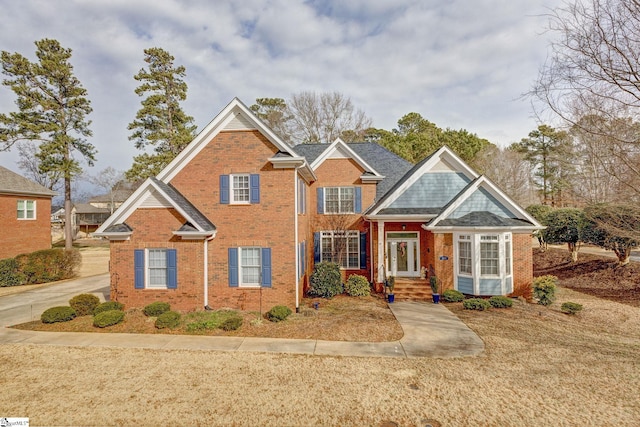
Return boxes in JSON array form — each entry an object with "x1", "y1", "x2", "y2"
[
  {"x1": 453, "y1": 232, "x2": 513, "y2": 295},
  {"x1": 324, "y1": 186, "x2": 355, "y2": 214},
  {"x1": 320, "y1": 230, "x2": 360, "y2": 269},
  {"x1": 17, "y1": 199, "x2": 36, "y2": 220},
  {"x1": 146, "y1": 248, "x2": 168, "y2": 289},
  {"x1": 239, "y1": 247, "x2": 261, "y2": 288},
  {"x1": 230, "y1": 173, "x2": 250, "y2": 205}
]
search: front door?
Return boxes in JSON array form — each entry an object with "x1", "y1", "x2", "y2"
[{"x1": 387, "y1": 232, "x2": 420, "y2": 277}]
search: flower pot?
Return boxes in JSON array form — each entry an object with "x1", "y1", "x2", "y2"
[
  {"x1": 388, "y1": 294, "x2": 395, "y2": 303},
  {"x1": 432, "y1": 293, "x2": 440, "y2": 304}
]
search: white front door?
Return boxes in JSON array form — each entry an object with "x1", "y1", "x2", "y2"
[{"x1": 387, "y1": 233, "x2": 420, "y2": 277}]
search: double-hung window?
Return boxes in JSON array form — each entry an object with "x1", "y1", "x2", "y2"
[
  {"x1": 134, "y1": 248, "x2": 177, "y2": 289},
  {"x1": 17, "y1": 200, "x2": 35, "y2": 220},
  {"x1": 231, "y1": 174, "x2": 250, "y2": 204},
  {"x1": 480, "y1": 235, "x2": 500, "y2": 275},
  {"x1": 220, "y1": 174, "x2": 260, "y2": 204},
  {"x1": 320, "y1": 230, "x2": 359, "y2": 269},
  {"x1": 228, "y1": 247, "x2": 272, "y2": 288},
  {"x1": 458, "y1": 235, "x2": 472, "y2": 275},
  {"x1": 317, "y1": 186, "x2": 361, "y2": 214}
]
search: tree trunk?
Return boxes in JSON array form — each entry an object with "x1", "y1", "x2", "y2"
[
  {"x1": 568, "y1": 242, "x2": 578, "y2": 262},
  {"x1": 64, "y1": 176, "x2": 73, "y2": 250},
  {"x1": 614, "y1": 247, "x2": 630, "y2": 266}
]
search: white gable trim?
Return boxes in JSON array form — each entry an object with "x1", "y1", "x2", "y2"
[
  {"x1": 368, "y1": 146, "x2": 478, "y2": 216},
  {"x1": 157, "y1": 98, "x2": 302, "y2": 183},
  {"x1": 427, "y1": 175, "x2": 542, "y2": 228},
  {"x1": 310, "y1": 138, "x2": 382, "y2": 177},
  {"x1": 95, "y1": 178, "x2": 208, "y2": 234}
]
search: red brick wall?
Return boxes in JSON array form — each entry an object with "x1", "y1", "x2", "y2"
[
  {"x1": 109, "y1": 208, "x2": 205, "y2": 311},
  {"x1": 169, "y1": 130, "x2": 298, "y2": 311},
  {"x1": 511, "y1": 232, "x2": 533, "y2": 299},
  {"x1": 0, "y1": 194, "x2": 52, "y2": 259}
]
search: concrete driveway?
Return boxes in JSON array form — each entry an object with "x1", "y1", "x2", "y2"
[{"x1": 0, "y1": 273, "x2": 109, "y2": 327}]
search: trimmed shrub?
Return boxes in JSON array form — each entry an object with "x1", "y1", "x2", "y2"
[
  {"x1": 442, "y1": 289, "x2": 465, "y2": 302},
  {"x1": 308, "y1": 262, "x2": 343, "y2": 298},
  {"x1": 15, "y1": 248, "x2": 80, "y2": 284},
  {"x1": 155, "y1": 311, "x2": 181, "y2": 329},
  {"x1": 266, "y1": 305, "x2": 292, "y2": 322},
  {"x1": 561, "y1": 302, "x2": 583, "y2": 315},
  {"x1": 463, "y1": 298, "x2": 491, "y2": 311},
  {"x1": 41, "y1": 306, "x2": 76, "y2": 323},
  {"x1": 0, "y1": 258, "x2": 25, "y2": 287},
  {"x1": 220, "y1": 315, "x2": 243, "y2": 331},
  {"x1": 93, "y1": 301, "x2": 125, "y2": 315},
  {"x1": 143, "y1": 301, "x2": 171, "y2": 317},
  {"x1": 533, "y1": 275, "x2": 557, "y2": 306},
  {"x1": 69, "y1": 293, "x2": 100, "y2": 316},
  {"x1": 488, "y1": 296, "x2": 513, "y2": 308},
  {"x1": 344, "y1": 274, "x2": 371, "y2": 297},
  {"x1": 93, "y1": 310, "x2": 125, "y2": 328}
]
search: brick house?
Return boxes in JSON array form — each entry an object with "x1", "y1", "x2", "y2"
[
  {"x1": 0, "y1": 166, "x2": 56, "y2": 259},
  {"x1": 96, "y1": 98, "x2": 542, "y2": 312}
]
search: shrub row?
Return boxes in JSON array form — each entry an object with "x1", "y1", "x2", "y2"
[
  {"x1": 1, "y1": 249, "x2": 80, "y2": 287},
  {"x1": 40, "y1": 294, "x2": 126, "y2": 327}
]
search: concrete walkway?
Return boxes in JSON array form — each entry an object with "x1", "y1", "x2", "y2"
[{"x1": 0, "y1": 300, "x2": 484, "y2": 358}]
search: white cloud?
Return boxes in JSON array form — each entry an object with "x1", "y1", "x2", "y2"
[{"x1": 0, "y1": 0, "x2": 558, "y2": 181}]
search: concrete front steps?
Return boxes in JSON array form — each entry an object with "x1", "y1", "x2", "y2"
[{"x1": 391, "y1": 277, "x2": 433, "y2": 301}]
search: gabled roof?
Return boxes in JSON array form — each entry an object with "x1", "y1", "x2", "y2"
[
  {"x1": 366, "y1": 146, "x2": 478, "y2": 217},
  {"x1": 0, "y1": 166, "x2": 57, "y2": 197},
  {"x1": 424, "y1": 175, "x2": 542, "y2": 230},
  {"x1": 95, "y1": 177, "x2": 216, "y2": 239},
  {"x1": 157, "y1": 98, "x2": 314, "y2": 183}
]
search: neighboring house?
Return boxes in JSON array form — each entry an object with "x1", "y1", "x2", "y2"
[
  {"x1": 96, "y1": 98, "x2": 542, "y2": 312},
  {"x1": 71, "y1": 188, "x2": 134, "y2": 237},
  {"x1": 0, "y1": 166, "x2": 56, "y2": 259}
]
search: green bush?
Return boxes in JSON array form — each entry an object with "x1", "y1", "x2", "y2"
[
  {"x1": 93, "y1": 310, "x2": 125, "y2": 328},
  {"x1": 442, "y1": 289, "x2": 465, "y2": 302},
  {"x1": 69, "y1": 293, "x2": 100, "y2": 316},
  {"x1": 185, "y1": 310, "x2": 239, "y2": 332},
  {"x1": 266, "y1": 305, "x2": 292, "y2": 322},
  {"x1": 155, "y1": 311, "x2": 181, "y2": 329},
  {"x1": 143, "y1": 301, "x2": 171, "y2": 317},
  {"x1": 344, "y1": 274, "x2": 370, "y2": 297},
  {"x1": 308, "y1": 262, "x2": 343, "y2": 298},
  {"x1": 463, "y1": 298, "x2": 491, "y2": 311},
  {"x1": 0, "y1": 258, "x2": 25, "y2": 287},
  {"x1": 15, "y1": 248, "x2": 80, "y2": 284},
  {"x1": 93, "y1": 301, "x2": 125, "y2": 315},
  {"x1": 561, "y1": 302, "x2": 583, "y2": 315},
  {"x1": 533, "y1": 275, "x2": 557, "y2": 306},
  {"x1": 220, "y1": 315, "x2": 243, "y2": 331},
  {"x1": 488, "y1": 296, "x2": 513, "y2": 308},
  {"x1": 41, "y1": 306, "x2": 77, "y2": 323}
]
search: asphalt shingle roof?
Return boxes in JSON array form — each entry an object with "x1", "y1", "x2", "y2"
[
  {"x1": 150, "y1": 178, "x2": 216, "y2": 232},
  {"x1": 0, "y1": 166, "x2": 57, "y2": 197},
  {"x1": 434, "y1": 211, "x2": 533, "y2": 227}
]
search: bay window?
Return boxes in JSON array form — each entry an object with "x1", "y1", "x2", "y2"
[{"x1": 454, "y1": 233, "x2": 513, "y2": 295}]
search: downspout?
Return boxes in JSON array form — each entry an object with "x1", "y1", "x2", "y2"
[
  {"x1": 204, "y1": 234, "x2": 216, "y2": 310},
  {"x1": 294, "y1": 170, "x2": 300, "y2": 313},
  {"x1": 365, "y1": 217, "x2": 374, "y2": 284}
]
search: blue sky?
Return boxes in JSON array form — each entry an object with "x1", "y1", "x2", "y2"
[{"x1": 0, "y1": 0, "x2": 557, "y2": 180}]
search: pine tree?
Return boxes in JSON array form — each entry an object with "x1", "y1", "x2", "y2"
[
  {"x1": 126, "y1": 47, "x2": 196, "y2": 180},
  {"x1": 1, "y1": 39, "x2": 95, "y2": 250}
]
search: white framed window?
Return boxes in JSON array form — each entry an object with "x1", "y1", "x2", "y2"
[
  {"x1": 505, "y1": 235, "x2": 511, "y2": 275},
  {"x1": 240, "y1": 247, "x2": 261, "y2": 287},
  {"x1": 231, "y1": 174, "x2": 250, "y2": 204},
  {"x1": 148, "y1": 249, "x2": 168, "y2": 288},
  {"x1": 17, "y1": 200, "x2": 36, "y2": 220},
  {"x1": 458, "y1": 235, "x2": 472, "y2": 275},
  {"x1": 325, "y1": 187, "x2": 354, "y2": 214},
  {"x1": 480, "y1": 235, "x2": 499, "y2": 275},
  {"x1": 320, "y1": 230, "x2": 359, "y2": 269}
]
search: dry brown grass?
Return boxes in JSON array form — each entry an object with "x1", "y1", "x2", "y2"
[{"x1": 1, "y1": 248, "x2": 640, "y2": 425}]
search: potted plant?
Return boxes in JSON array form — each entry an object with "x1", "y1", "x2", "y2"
[
  {"x1": 430, "y1": 275, "x2": 440, "y2": 304},
  {"x1": 386, "y1": 276, "x2": 395, "y2": 303}
]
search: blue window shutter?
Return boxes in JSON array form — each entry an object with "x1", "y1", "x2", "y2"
[
  {"x1": 313, "y1": 232, "x2": 321, "y2": 263},
  {"x1": 261, "y1": 248, "x2": 272, "y2": 288},
  {"x1": 317, "y1": 188, "x2": 324, "y2": 214},
  {"x1": 250, "y1": 174, "x2": 260, "y2": 204},
  {"x1": 166, "y1": 249, "x2": 177, "y2": 289},
  {"x1": 228, "y1": 248, "x2": 238, "y2": 287},
  {"x1": 134, "y1": 249, "x2": 144, "y2": 289},
  {"x1": 220, "y1": 175, "x2": 230, "y2": 204},
  {"x1": 354, "y1": 187, "x2": 362, "y2": 213},
  {"x1": 360, "y1": 233, "x2": 367, "y2": 270}
]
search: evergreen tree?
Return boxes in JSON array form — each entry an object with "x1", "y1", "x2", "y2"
[
  {"x1": 126, "y1": 47, "x2": 196, "y2": 180},
  {"x1": 1, "y1": 39, "x2": 95, "y2": 250}
]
